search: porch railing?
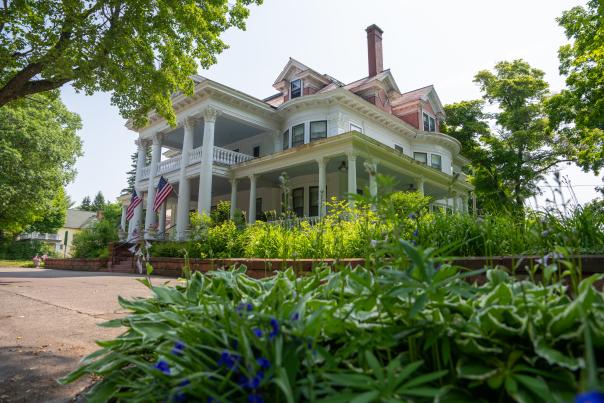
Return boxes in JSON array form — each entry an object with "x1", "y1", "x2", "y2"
[
  {"x1": 140, "y1": 146, "x2": 253, "y2": 179},
  {"x1": 16, "y1": 232, "x2": 61, "y2": 242}
]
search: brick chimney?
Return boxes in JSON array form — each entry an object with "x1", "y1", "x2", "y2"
[{"x1": 366, "y1": 24, "x2": 384, "y2": 77}]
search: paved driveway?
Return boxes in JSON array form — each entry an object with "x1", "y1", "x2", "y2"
[{"x1": 0, "y1": 267, "x2": 164, "y2": 402}]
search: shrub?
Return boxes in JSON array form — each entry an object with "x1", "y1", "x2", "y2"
[
  {"x1": 61, "y1": 242, "x2": 604, "y2": 402},
  {"x1": 71, "y1": 219, "x2": 118, "y2": 258}
]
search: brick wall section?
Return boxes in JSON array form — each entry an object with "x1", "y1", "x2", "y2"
[
  {"x1": 149, "y1": 258, "x2": 365, "y2": 278},
  {"x1": 44, "y1": 256, "x2": 604, "y2": 289},
  {"x1": 45, "y1": 258, "x2": 108, "y2": 271}
]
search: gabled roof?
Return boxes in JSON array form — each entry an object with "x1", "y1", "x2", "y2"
[
  {"x1": 64, "y1": 209, "x2": 97, "y2": 229},
  {"x1": 344, "y1": 70, "x2": 400, "y2": 94},
  {"x1": 392, "y1": 85, "x2": 445, "y2": 117}
]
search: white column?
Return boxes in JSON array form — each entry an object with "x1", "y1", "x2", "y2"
[
  {"x1": 129, "y1": 139, "x2": 148, "y2": 239},
  {"x1": 198, "y1": 107, "x2": 219, "y2": 216},
  {"x1": 176, "y1": 117, "x2": 195, "y2": 240},
  {"x1": 158, "y1": 202, "x2": 167, "y2": 235},
  {"x1": 120, "y1": 205, "x2": 127, "y2": 232},
  {"x1": 472, "y1": 192, "x2": 477, "y2": 216},
  {"x1": 347, "y1": 153, "x2": 357, "y2": 207},
  {"x1": 368, "y1": 160, "x2": 378, "y2": 198},
  {"x1": 144, "y1": 133, "x2": 162, "y2": 238},
  {"x1": 248, "y1": 174, "x2": 257, "y2": 224},
  {"x1": 415, "y1": 177, "x2": 425, "y2": 196},
  {"x1": 462, "y1": 194, "x2": 469, "y2": 214},
  {"x1": 452, "y1": 191, "x2": 459, "y2": 213},
  {"x1": 230, "y1": 178, "x2": 238, "y2": 220},
  {"x1": 317, "y1": 157, "x2": 327, "y2": 217}
]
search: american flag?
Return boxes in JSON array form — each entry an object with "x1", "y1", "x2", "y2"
[
  {"x1": 126, "y1": 190, "x2": 142, "y2": 221},
  {"x1": 153, "y1": 176, "x2": 173, "y2": 212}
]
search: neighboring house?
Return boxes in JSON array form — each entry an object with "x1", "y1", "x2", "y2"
[
  {"x1": 121, "y1": 25, "x2": 474, "y2": 241},
  {"x1": 16, "y1": 209, "x2": 97, "y2": 256},
  {"x1": 56, "y1": 210, "x2": 97, "y2": 256}
]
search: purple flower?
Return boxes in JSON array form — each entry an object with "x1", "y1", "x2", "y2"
[
  {"x1": 412, "y1": 229, "x2": 419, "y2": 238},
  {"x1": 248, "y1": 394, "x2": 265, "y2": 403},
  {"x1": 171, "y1": 341, "x2": 186, "y2": 356},
  {"x1": 576, "y1": 391, "x2": 604, "y2": 403},
  {"x1": 256, "y1": 357, "x2": 270, "y2": 369},
  {"x1": 247, "y1": 303, "x2": 253, "y2": 311},
  {"x1": 217, "y1": 351, "x2": 240, "y2": 371},
  {"x1": 407, "y1": 213, "x2": 417, "y2": 220},
  {"x1": 154, "y1": 360, "x2": 171, "y2": 375},
  {"x1": 252, "y1": 328, "x2": 263, "y2": 337},
  {"x1": 269, "y1": 318, "x2": 279, "y2": 339},
  {"x1": 291, "y1": 312, "x2": 299, "y2": 321}
]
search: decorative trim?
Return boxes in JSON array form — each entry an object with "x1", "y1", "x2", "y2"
[{"x1": 203, "y1": 106, "x2": 220, "y2": 123}]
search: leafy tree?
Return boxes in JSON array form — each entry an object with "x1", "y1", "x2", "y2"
[
  {"x1": 92, "y1": 191, "x2": 106, "y2": 211},
  {"x1": 444, "y1": 60, "x2": 577, "y2": 214},
  {"x1": 28, "y1": 187, "x2": 69, "y2": 233},
  {"x1": 547, "y1": 0, "x2": 604, "y2": 191},
  {"x1": 0, "y1": 91, "x2": 82, "y2": 236},
  {"x1": 0, "y1": 0, "x2": 262, "y2": 127},
  {"x1": 80, "y1": 196, "x2": 92, "y2": 211}
]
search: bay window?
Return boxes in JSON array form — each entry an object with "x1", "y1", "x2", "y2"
[{"x1": 414, "y1": 152, "x2": 428, "y2": 164}]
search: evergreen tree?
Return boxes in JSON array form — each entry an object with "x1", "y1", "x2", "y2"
[
  {"x1": 80, "y1": 196, "x2": 92, "y2": 211},
  {"x1": 92, "y1": 192, "x2": 106, "y2": 211}
]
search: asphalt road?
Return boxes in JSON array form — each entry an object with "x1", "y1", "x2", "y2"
[{"x1": 0, "y1": 267, "x2": 160, "y2": 403}]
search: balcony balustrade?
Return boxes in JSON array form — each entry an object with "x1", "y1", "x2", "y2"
[
  {"x1": 16, "y1": 232, "x2": 61, "y2": 242},
  {"x1": 140, "y1": 146, "x2": 253, "y2": 180}
]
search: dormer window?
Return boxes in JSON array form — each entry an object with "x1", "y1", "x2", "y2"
[
  {"x1": 423, "y1": 112, "x2": 436, "y2": 132},
  {"x1": 290, "y1": 79, "x2": 302, "y2": 99}
]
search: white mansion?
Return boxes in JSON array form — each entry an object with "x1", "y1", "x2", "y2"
[{"x1": 120, "y1": 25, "x2": 473, "y2": 241}]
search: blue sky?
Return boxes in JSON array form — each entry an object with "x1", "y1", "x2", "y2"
[{"x1": 62, "y1": 0, "x2": 601, "y2": 207}]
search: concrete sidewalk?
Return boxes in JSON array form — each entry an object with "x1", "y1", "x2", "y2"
[{"x1": 0, "y1": 267, "x2": 163, "y2": 402}]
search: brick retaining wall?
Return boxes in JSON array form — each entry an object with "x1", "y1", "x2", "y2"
[{"x1": 45, "y1": 258, "x2": 108, "y2": 271}]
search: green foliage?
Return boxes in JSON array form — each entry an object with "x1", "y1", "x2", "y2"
[
  {"x1": 61, "y1": 244, "x2": 604, "y2": 402},
  {"x1": 546, "y1": 0, "x2": 604, "y2": 176},
  {"x1": 150, "y1": 190, "x2": 604, "y2": 260},
  {"x1": 0, "y1": 239, "x2": 56, "y2": 260},
  {"x1": 80, "y1": 196, "x2": 92, "y2": 211},
  {"x1": 444, "y1": 60, "x2": 591, "y2": 214},
  {"x1": 27, "y1": 187, "x2": 69, "y2": 233},
  {"x1": 0, "y1": 0, "x2": 262, "y2": 127},
  {"x1": 0, "y1": 91, "x2": 82, "y2": 236},
  {"x1": 72, "y1": 219, "x2": 118, "y2": 258}
]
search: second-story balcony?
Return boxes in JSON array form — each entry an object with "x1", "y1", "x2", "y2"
[{"x1": 140, "y1": 146, "x2": 254, "y2": 179}]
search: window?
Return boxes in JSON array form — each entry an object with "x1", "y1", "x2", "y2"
[
  {"x1": 414, "y1": 152, "x2": 428, "y2": 164},
  {"x1": 350, "y1": 123, "x2": 363, "y2": 133},
  {"x1": 256, "y1": 198, "x2": 263, "y2": 220},
  {"x1": 310, "y1": 121, "x2": 327, "y2": 142},
  {"x1": 394, "y1": 145, "x2": 404, "y2": 154},
  {"x1": 292, "y1": 124, "x2": 305, "y2": 147},
  {"x1": 423, "y1": 112, "x2": 436, "y2": 132},
  {"x1": 253, "y1": 145, "x2": 260, "y2": 158},
  {"x1": 309, "y1": 186, "x2": 319, "y2": 217},
  {"x1": 290, "y1": 79, "x2": 302, "y2": 99},
  {"x1": 292, "y1": 187, "x2": 304, "y2": 217},
  {"x1": 282, "y1": 130, "x2": 289, "y2": 150},
  {"x1": 431, "y1": 154, "x2": 442, "y2": 171}
]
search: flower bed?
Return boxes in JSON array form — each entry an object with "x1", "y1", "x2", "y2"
[{"x1": 61, "y1": 242, "x2": 604, "y2": 401}]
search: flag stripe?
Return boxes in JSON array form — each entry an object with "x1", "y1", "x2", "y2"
[
  {"x1": 153, "y1": 176, "x2": 173, "y2": 212},
  {"x1": 126, "y1": 190, "x2": 142, "y2": 221}
]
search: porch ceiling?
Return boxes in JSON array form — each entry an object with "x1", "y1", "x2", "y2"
[{"x1": 160, "y1": 115, "x2": 265, "y2": 151}]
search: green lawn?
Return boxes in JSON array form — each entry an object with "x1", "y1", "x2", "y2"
[{"x1": 0, "y1": 260, "x2": 36, "y2": 268}]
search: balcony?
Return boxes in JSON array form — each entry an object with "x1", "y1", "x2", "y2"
[
  {"x1": 140, "y1": 146, "x2": 253, "y2": 179},
  {"x1": 16, "y1": 232, "x2": 61, "y2": 242}
]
